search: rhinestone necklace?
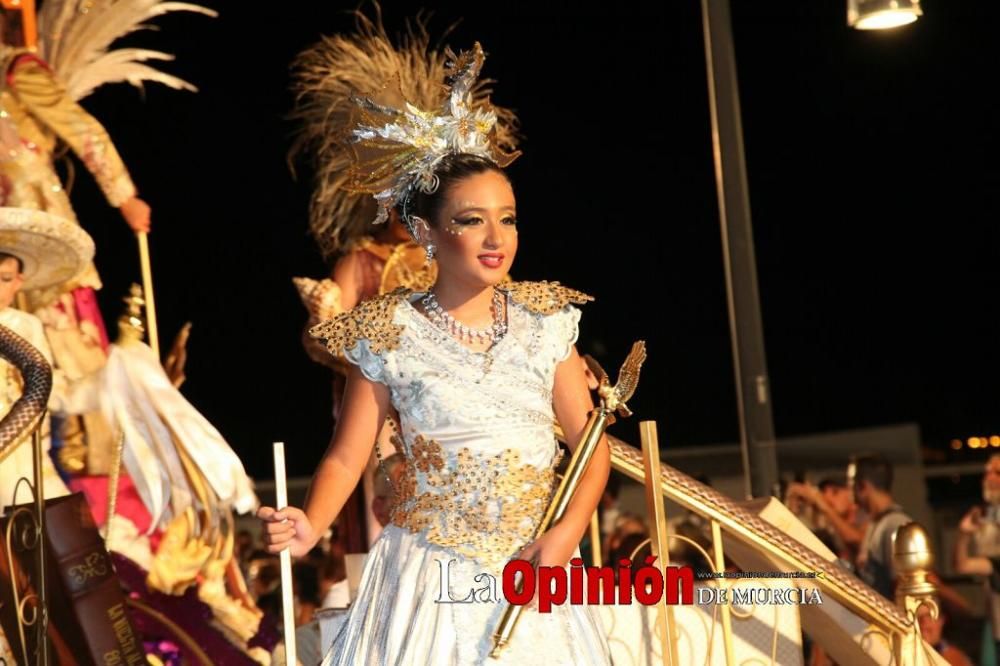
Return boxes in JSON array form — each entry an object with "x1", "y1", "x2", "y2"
[{"x1": 421, "y1": 289, "x2": 507, "y2": 345}]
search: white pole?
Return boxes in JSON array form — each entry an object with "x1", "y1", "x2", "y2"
[{"x1": 273, "y1": 442, "x2": 296, "y2": 665}]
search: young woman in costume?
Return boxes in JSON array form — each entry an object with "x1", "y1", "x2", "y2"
[{"x1": 261, "y1": 42, "x2": 611, "y2": 664}]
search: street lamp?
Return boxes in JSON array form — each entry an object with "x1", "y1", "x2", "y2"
[{"x1": 848, "y1": 0, "x2": 922, "y2": 30}]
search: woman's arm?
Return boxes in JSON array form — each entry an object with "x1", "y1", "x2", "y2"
[
  {"x1": 787, "y1": 482, "x2": 865, "y2": 547},
  {"x1": 520, "y1": 345, "x2": 610, "y2": 568},
  {"x1": 954, "y1": 507, "x2": 993, "y2": 575},
  {"x1": 332, "y1": 252, "x2": 363, "y2": 311},
  {"x1": 258, "y1": 364, "x2": 389, "y2": 556}
]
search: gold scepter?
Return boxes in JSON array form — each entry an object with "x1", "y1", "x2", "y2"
[
  {"x1": 490, "y1": 341, "x2": 647, "y2": 658},
  {"x1": 137, "y1": 231, "x2": 160, "y2": 358}
]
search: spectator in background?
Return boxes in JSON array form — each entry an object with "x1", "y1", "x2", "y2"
[
  {"x1": 604, "y1": 513, "x2": 647, "y2": 565},
  {"x1": 953, "y1": 454, "x2": 1000, "y2": 665},
  {"x1": 787, "y1": 475, "x2": 863, "y2": 566},
  {"x1": 850, "y1": 454, "x2": 912, "y2": 599},
  {"x1": 320, "y1": 542, "x2": 350, "y2": 609},
  {"x1": 599, "y1": 474, "x2": 623, "y2": 542},
  {"x1": 293, "y1": 560, "x2": 322, "y2": 626},
  {"x1": 610, "y1": 532, "x2": 650, "y2": 576},
  {"x1": 918, "y1": 605, "x2": 973, "y2": 666},
  {"x1": 670, "y1": 517, "x2": 714, "y2": 573},
  {"x1": 251, "y1": 558, "x2": 282, "y2": 619}
]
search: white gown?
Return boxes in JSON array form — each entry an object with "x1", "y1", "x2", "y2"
[{"x1": 319, "y1": 287, "x2": 610, "y2": 665}]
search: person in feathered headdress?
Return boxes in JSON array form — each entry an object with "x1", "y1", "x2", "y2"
[
  {"x1": 261, "y1": 14, "x2": 613, "y2": 664},
  {"x1": 0, "y1": 205, "x2": 267, "y2": 663},
  {"x1": 289, "y1": 6, "x2": 520, "y2": 553},
  {"x1": 0, "y1": 0, "x2": 213, "y2": 477}
]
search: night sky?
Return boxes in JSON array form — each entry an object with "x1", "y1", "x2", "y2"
[{"x1": 67, "y1": 1, "x2": 1000, "y2": 480}]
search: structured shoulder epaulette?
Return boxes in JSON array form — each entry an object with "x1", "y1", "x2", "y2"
[
  {"x1": 502, "y1": 280, "x2": 593, "y2": 315},
  {"x1": 309, "y1": 287, "x2": 412, "y2": 355}
]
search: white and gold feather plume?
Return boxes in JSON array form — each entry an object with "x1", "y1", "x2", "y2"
[
  {"x1": 290, "y1": 7, "x2": 520, "y2": 259},
  {"x1": 36, "y1": 0, "x2": 216, "y2": 102}
]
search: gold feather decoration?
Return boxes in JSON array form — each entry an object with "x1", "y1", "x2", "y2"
[
  {"x1": 289, "y1": 5, "x2": 519, "y2": 259},
  {"x1": 37, "y1": 0, "x2": 216, "y2": 102}
]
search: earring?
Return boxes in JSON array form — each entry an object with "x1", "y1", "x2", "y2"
[{"x1": 425, "y1": 243, "x2": 436, "y2": 265}]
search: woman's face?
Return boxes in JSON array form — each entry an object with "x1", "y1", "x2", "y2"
[
  {"x1": 0, "y1": 256, "x2": 23, "y2": 309},
  {"x1": 427, "y1": 170, "x2": 517, "y2": 289}
]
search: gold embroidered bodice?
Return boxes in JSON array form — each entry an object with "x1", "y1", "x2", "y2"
[
  {"x1": 390, "y1": 435, "x2": 559, "y2": 568},
  {"x1": 311, "y1": 281, "x2": 591, "y2": 568}
]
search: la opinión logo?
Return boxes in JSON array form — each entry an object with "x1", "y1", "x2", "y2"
[{"x1": 435, "y1": 556, "x2": 695, "y2": 612}]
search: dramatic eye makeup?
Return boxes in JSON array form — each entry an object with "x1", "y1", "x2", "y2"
[
  {"x1": 444, "y1": 217, "x2": 473, "y2": 235},
  {"x1": 444, "y1": 213, "x2": 518, "y2": 236}
]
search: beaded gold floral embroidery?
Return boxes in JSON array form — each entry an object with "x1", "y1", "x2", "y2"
[
  {"x1": 309, "y1": 287, "x2": 411, "y2": 355},
  {"x1": 503, "y1": 280, "x2": 593, "y2": 315},
  {"x1": 390, "y1": 435, "x2": 557, "y2": 569}
]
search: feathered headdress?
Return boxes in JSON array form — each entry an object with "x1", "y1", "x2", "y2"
[
  {"x1": 290, "y1": 9, "x2": 519, "y2": 258},
  {"x1": 347, "y1": 42, "x2": 520, "y2": 229},
  {"x1": 36, "y1": 0, "x2": 217, "y2": 102}
]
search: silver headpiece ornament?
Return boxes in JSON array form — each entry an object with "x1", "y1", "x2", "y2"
[{"x1": 346, "y1": 42, "x2": 521, "y2": 235}]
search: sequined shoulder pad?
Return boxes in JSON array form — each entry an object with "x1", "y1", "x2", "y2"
[
  {"x1": 503, "y1": 280, "x2": 593, "y2": 315},
  {"x1": 309, "y1": 287, "x2": 411, "y2": 355}
]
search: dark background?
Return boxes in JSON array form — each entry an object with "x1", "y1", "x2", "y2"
[{"x1": 67, "y1": 1, "x2": 999, "y2": 480}]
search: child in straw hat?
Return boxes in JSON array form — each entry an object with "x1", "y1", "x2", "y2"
[{"x1": 0, "y1": 207, "x2": 94, "y2": 509}]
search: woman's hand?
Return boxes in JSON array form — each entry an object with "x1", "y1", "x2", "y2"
[
  {"x1": 257, "y1": 505, "x2": 318, "y2": 558},
  {"x1": 516, "y1": 522, "x2": 579, "y2": 569},
  {"x1": 120, "y1": 196, "x2": 151, "y2": 233}
]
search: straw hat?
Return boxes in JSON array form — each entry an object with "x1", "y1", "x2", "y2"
[{"x1": 0, "y1": 208, "x2": 94, "y2": 290}]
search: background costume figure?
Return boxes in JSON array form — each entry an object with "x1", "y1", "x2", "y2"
[
  {"x1": 0, "y1": 206, "x2": 94, "y2": 664},
  {"x1": 289, "y1": 11, "x2": 516, "y2": 551},
  {"x1": 0, "y1": 208, "x2": 92, "y2": 510},
  {"x1": 0, "y1": 0, "x2": 213, "y2": 475},
  {"x1": 0, "y1": 5, "x2": 270, "y2": 663},
  {"x1": 94, "y1": 289, "x2": 270, "y2": 663}
]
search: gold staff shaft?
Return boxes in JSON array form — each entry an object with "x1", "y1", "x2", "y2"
[
  {"x1": 534, "y1": 409, "x2": 608, "y2": 541},
  {"x1": 490, "y1": 406, "x2": 610, "y2": 658},
  {"x1": 137, "y1": 232, "x2": 159, "y2": 358},
  {"x1": 490, "y1": 340, "x2": 646, "y2": 658}
]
